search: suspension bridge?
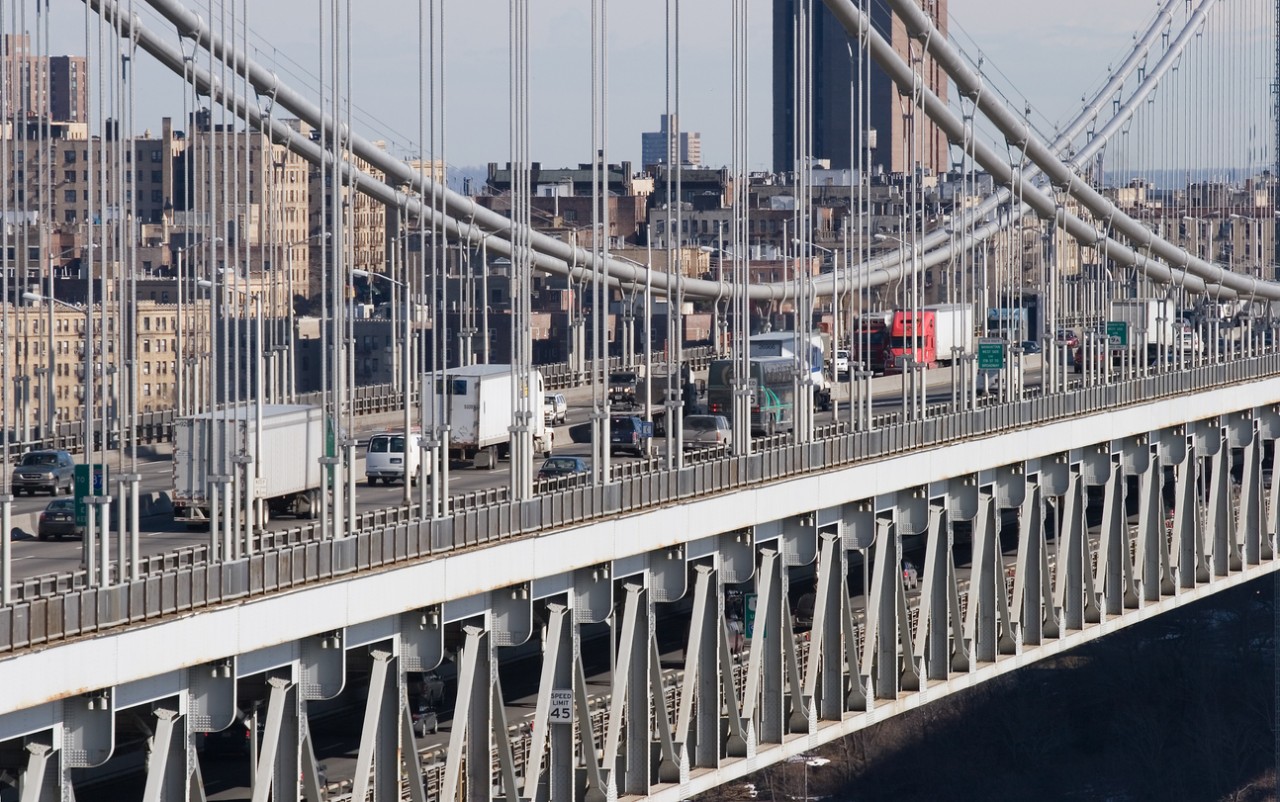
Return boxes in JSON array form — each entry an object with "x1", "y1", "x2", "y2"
[{"x1": 0, "y1": 0, "x2": 1277, "y2": 799}]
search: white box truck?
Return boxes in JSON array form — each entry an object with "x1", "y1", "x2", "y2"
[
  {"x1": 172, "y1": 404, "x2": 326, "y2": 526},
  {"x1": 423, "y1": 365, "x2": 553, "y2": 468},
  {"x1": 1110, "y1": 298, "x2": 1183, "y2": 347},
  {"x1": 925, "y1": 303, "x2": 976, "y2": 362}
]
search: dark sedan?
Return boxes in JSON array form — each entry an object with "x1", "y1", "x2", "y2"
[
  {"x1": 37, "y1": 498, "x2": 82, "y2": 541},
  {"x1": 537, "y1": 456, "x2": 590, "y2": 480}
]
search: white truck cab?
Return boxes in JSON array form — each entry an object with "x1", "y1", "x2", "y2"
[{"x1": 365, "y1": 430, "x2": 428, "y2": 486}]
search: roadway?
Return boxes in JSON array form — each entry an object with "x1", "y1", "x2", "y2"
[{"x1": 4, "y1": 355, "x2": 1052, "y2": 586}]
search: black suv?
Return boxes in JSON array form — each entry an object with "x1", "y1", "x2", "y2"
[
  {"x1": 608, "y1": 372, "x2": 638, "y2": 408},
  {"x1": 12, "y1": 450, "x2": 75, "y2": 496},
  {"x1": 609, "y1": 416, "x2": 654, "y2": 457}
]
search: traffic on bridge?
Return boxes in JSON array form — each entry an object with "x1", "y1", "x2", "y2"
[{"x1": 0, "y1": 0, "x2": 1277, "y2": 800}]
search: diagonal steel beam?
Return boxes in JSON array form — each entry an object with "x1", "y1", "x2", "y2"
[
  {"x1": 603, "y1": 584, "x2": 643, "y2": 774},
  {"x1": 399, "y1": 695, "x2": 428, "y2": 802},
  {"x1": 1239, "y1": 431, "x2": 1264, "y2": 566},
  {"x1": 351, "y1": 650, "x2": 392, "y2": 802},
  {"x1": 141, "y1": 709, "x2": 180, "y2": 802},
  {"x1": 522, "y1": 603, "x2": 566, "y2": 800},
  {"x1": 300, "y1": 716, "x2": 326, "y2": 802},
  {"x1": 443, "y1": 627, "x2": 484, "y2": 802},
  {"x1": 251, "y1": 678, "x2": 293, "y2": 802},
  {"x1": 675, "y1": 565, "x2": 714, "y2": 745},
  {"x1": 19, "y1": 742, "x2": 52, "y2": 802}
]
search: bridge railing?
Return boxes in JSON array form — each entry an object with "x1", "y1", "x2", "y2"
[{"x1": 0, "y1": 352, "x2": 1274, "y2": 655}]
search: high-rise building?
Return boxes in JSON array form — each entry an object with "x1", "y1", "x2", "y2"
[
  {"x1": 641, "y1": 114, "x2": 702, "y2": 169},
  {"x1": 1, "y1": 35, "x2": 88, "y2": 124},
  {"x1": 773, "y1": 0, "x2": 948, "y2": 176},
  {"x1": 0, "y1": 118, "x2": 179, "y2": 236}
]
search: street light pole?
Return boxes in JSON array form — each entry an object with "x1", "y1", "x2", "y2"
[
  {"x1": 174, "y1": 237, "x2": 220, "y2": 417},
  {"x1": 353, "y1": 269, "x2": 417, "y2": 507},
  {"x1": 797, "y1": 237, "x2": 842, "y2": 422},
  {"x1": 22, "y1": 291, "x2": 114, "y2": 585},
  {"x1": 875, "y1": 233, "x2": 929, "y2": 419}
]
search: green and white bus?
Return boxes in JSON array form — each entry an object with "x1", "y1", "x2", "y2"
[{"x1": 706, "y1": 356, "x2": 795, "y2": 436}]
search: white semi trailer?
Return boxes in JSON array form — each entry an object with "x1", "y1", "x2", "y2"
[{"x1": 173, "y1": 404, "x2": 326, "y2": 527}]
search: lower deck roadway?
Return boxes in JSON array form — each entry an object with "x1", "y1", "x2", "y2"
[{"x1": 62, "y1": 489, "x2": 1190, "y2": 801}]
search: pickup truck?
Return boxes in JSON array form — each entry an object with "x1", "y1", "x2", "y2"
[{"x1": 609, "y1": 415, "x2": 654, "y2": 457}]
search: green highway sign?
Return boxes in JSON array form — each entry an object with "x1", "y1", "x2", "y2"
[
  {"x1": 1106, "y1": 321, "x2": 1129, "y2": 346},
  {"x1": 744, "y1": 593, "x2": 759, "y2": 639},
  {"x1": 74, "y1": 463, "x2": 108, "y2": 526},
  {"x1": 977, "y1": 340, "x2": 1006, "y2": 370}
]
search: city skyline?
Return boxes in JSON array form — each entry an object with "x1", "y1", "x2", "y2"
[{"x1": 26, "y1": 0, "x2": 1158, "y2": 173}]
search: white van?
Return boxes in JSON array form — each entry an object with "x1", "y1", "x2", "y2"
[{"x1": 365, "y1": 430, "x2": 428, "y2": 486}]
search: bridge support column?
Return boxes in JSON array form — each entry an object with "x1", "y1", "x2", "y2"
[
  {"x1": 741, "y1": 547, "x2": 786, "y2": 747},
  {"x1": 1238, "y1": 426, "x2": 1264, "y2": 566},
  {"x1": 251, "y1": 673, "x2": 300, "y2": 802},
  {"x1": 919, "y1": 502, "x2": 966, "y2": 676},
  {"x1": 1054, "y1": 468, "x2": 1085, "y2": 631},
  {"x1": 620, "y1": 583, "x2": 655, "y2": 796},
  {"x1": 300, "y1": 717, "x2": 327, "y2": 802},
  {"x1": 1012, "y1": 484, "x2": 1056, "y2": 646},
  {"x1": 1135, "y1": 450, "x2": 1173, "y2": 602},
  {"x1": 442, "y1": 625, "x2": 492, "y2": 802},
  {"x1": 522, "y1": 603, "x2": 568, "y2": 802},
  {"x1": 803, "y1": 530, "x2": 850, "y2": 723},
  {"x1": 1172, "y1": 444, "x2": 1203, "y2": 588},
  {"x1": 1208, "y1": 435, "x2": 1240, "y2": 576},
  {"x1": 965, "y1": 492, "x2": 1016, "y2": 664},
  {"x1": 599, "y1": 582, "x2": 646, "y2": 796},
  {"x1": 1095, "y1": 464, "x2": 1129, "y2": 617},
  {"x1": 865, "y1": 515, "x2": 909, "y2": 700},
  {"x1": 351, "y1": 648, "x2": 400, "y2": 802},
  {"x1": 141, "y1": 706, "x2": 187, "y2": 802},
  {"x1": 675, "y1": 564, "x2": 724, "y2": 767},
  {"x1": 17, "y1": 735, "x2": 59, "y2": 802},
  {"x1": 1266, "y1": 434, "x2": 1280, "y2": 560}
]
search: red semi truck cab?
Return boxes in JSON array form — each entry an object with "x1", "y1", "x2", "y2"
[
  {"x1": 886, "y1": 310, "x2": 938, "y2": 373},
  {"x1": 850, "y1": 320, "x2": 889, "y2": 375}
]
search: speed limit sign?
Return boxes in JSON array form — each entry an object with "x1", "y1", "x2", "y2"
[{"x1": 548, "y1": 689, "x2": 573, "y2": 725}]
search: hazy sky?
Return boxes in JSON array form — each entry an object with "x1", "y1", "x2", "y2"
[{"x1": 28, "y1": 0, "x2": 1159, "y2": 170}]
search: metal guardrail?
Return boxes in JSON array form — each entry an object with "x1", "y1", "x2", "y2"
[{"x1": 1, "y1": 351, "x2": 1276, "y2": 655}]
